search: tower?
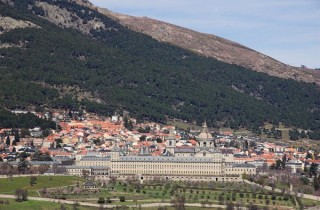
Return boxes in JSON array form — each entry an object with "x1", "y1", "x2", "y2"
[
  {"x1": 111, "y1": 142, "x2": 120, "y2": 161},
  {"x1": 197, "y1": 122, "x2": 215, "y2": 148},
  {"x1": 165, "y1": 128, "x2": 176, "y2": 156}
]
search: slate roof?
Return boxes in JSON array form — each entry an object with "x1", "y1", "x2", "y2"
[
  {"x1": 232, "y1": 163, "x2": 256, "y2": 168},
  {"x1": 80, "y1": 156, "x2": 110, "y2": 161},
  {"x1": 119, "y1": 156, "x2": 215, "y2": 163},
  {"x1": 175, "y1": 148, "x2": 195, "y2": 153}
]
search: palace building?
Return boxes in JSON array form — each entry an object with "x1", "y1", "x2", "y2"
[{"x1": 66, "y1": 123, "x2": 256, "y2": 182}]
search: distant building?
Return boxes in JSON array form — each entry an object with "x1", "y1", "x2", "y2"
[{"x1": 66, "y1": 122, "x2": 256, "y2": 182}]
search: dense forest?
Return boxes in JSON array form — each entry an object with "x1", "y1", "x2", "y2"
[
  {"x1": 1, "y1": 0, "x2": 320, "y2": 134},
  {"x1": 0, "y1": 109, "x2": 55, "y2": 129}
]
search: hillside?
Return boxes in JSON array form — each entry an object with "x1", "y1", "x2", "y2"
[
  {"x1": 0, "y1": 0, "x2": 320, "y2": 133},
  {"x1": 100, "y1": 9, "x2": 320, "y2": 85}
]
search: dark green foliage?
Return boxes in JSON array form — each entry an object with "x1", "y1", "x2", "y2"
[
  {"x1": 1, "y1": 1, "x2": 320, "y2": 131},
  {"x1": 30, "y1": 176, "x2": 37, "y2": 186},
  {"x1": 309, "y1": 163, "x2": 318, "y2": 177},
  {"x1": 289, "y1": 129, "x2": 301, "y2": 140},
  {"x1": 123, "y1": 117, "x2": 134, "y2": 131},
  {"x1": 119, "y1": 196, "x2": 125, "y2": 202},
  {"x1": 18, "y1": 158, "x2": 29, "y2": 173},
  {"x1": 308, "y1": 131, "x2": 320, "y2": 140},
  {"x1": 314, "y1": 175, "x2": 320, "y2": 191},
  {"x1": 106, "y1": 197, "x2": 112, "y2": 203},
  {"x1": 97, "y1": 197, "x2": 105, "y2": 204},
  {"x1": 0, "y1": 110, "x2": 55, "y2": 129},
  {"x1": 15, "y1": 188, "x2": 28, "y2": 202},
  {"x1": 5, "y1": 136, "x2": 10, "y2": 145},
  {"x1": 31, "y1": 151, "x2": 52, "y2": 161}
]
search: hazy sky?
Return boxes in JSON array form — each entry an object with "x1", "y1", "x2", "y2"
[{"x1": 90, "y1": 0, "x2": 320, "y2": 68}]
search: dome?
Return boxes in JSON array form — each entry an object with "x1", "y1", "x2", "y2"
[
  {"x1": 197, "y1": 121, "x2": 214, "y2": 141},
  {"x1": 198, "y1": 132, "x2": 213, "y2": 141}
]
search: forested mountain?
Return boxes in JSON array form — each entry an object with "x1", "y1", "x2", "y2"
[
  {"x1": 0, "y1": 0, "x2": 320, "y2": 132},
  {"x1": 101, "y1": 8, "x2": 320, "y2": 85}
]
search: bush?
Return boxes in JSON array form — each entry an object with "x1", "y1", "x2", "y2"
[
  {"x1": 106, "y1": 197, "x2": 112, "y2": 203},
  {"x1": 283, "y1": 195, "x2": 289, "y2": 201},
  {"x1": 97, "y1": 197, "x2": 105, "y2": 204},
  {"x1": 119, "y1": 196, "x2": 125, "y2": 202}
]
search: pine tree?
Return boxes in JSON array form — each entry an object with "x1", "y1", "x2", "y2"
[
  {"x1": 314, "y1": 175, "x2": 320, "y2": 191},
  {"x1": 5, "y1": 136, "x2": 10, "y2": 146}
]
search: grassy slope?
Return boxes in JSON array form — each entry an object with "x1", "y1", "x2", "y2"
[
  {"x1": 0, "y1": 176, "x2": 83, "y2": 195},
  {"x1": 0, "y1": 199, "x2": 91, "y2": 210}
]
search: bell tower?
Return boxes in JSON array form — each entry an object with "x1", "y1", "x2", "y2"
[{"x1": 165, "y1": 128, "x2": 176, "y2": 156}]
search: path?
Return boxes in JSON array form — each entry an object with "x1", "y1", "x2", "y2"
[
  {"x1": 243, "y1": 180, "x2": 320, "y2": 201},
  {"x1": 0, "y1": 194, "x2": 226, "y2": 208}
]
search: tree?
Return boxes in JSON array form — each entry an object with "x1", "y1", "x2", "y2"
[
  {"x1": 275, "y1": 159, "x2": 282, "y2": 170},
  {"x1": 42, "y1": 129, "x2": 51, "y2": 137},
  {"x1": 171, "y1": 195, "x2": 185, "y2": 210},
  {"x1": 124, "y1": 117, "x2": 134, "y2": 131},
  {"x1": 314, "y1": 175, "x2": 320, "y2": 191},
  {"x1": 13, "y1": 129, "x2": 20, "y2": 142},
  {"x1": 6, "y1": 136, "x2": 10, "y2": 146},
  {"x1": 15, "y1": 188, "x2": 28, "y2": 202},
  {"x1": 60, "y1": 204, "x2": 67, "y2": 210},
  {"x1": 38, "y1": 165, "x2": 50, "y2": 174},
  {"x1": 30, "y1": 176, "x2": 37, "y2": 186},
  {"x1": 119, "y1": 196, "x2": 125, "y2": 202},
  {"x1": 281, "y1": 154, "x2": 287, "y2": 169},
  {"x1": 12, "y1": 140, "x2": 17, "y2": 146},
  {"x1": 55, "y1": 138, "x2": 63, "y2": 148},
  {"x1": 31, "y1": 151, "x2": 52, "y2": 161},
  {"x1": 18, "y1": 158, "x2": 29, "y2": 174},
  {"x1": 97, "y1": 197, "x2": 105, "y2": 204},
  {"x1": 106, "y1": 197, "x2": 111, "y2": 203},
  {"x1": 82, "y1": 169, "x2": 90, "y2": 179},
  {"x1": 226, "y1": 202, "x2": 235, "y2": 210},
  {"x1": 289, "y1": 129, "x2": 300, "y2": 140},
  {"x1": 20, "y1": 128, "x2": 30, "y2": 138},
  {"x1": 309, "y1": 163, "x2": 318, "y2": 177},
  {"x1": 72, "y1": 202, "x2": 80, "y2": 210}
]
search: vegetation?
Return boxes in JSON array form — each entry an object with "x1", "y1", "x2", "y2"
[
  {"x1": 55, "y1": 179, "x2": 320, "y2": 209},
  {"x1": 0, "y1": 198, "x2": 91, "y2": 210},
  {"x1": 1, "y1": 0, "x2": 320, "y2": 133},
  {"x1": 0, "y1": 109, "x2": 55, "y2": 129},
  {"x1": 0, "y1": 176, "x2": 84, "y2": 195}
]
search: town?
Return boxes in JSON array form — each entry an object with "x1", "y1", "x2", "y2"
[
  {"x1": 0, "y1": 110, "x2": 319, "y2": 180},
  {"x1": 0, "y1": 110, "x2": 320, "y2": 209}
]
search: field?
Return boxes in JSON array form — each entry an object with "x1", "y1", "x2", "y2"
[
  {"x1": 50, "y1": 180, "x2": 308, "y2": 209},
  {"x1": 0, "y1": 199, "x2": 91, "y2": 210},
  {"x1": 0, "y1": 176, "x2": 84, "y2": 196},
  {"x1": 1, "y1": 176, "x2": 320, "y2": 209}
]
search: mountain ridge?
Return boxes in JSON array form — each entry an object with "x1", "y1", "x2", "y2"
[
  {"x1": 0, "y1": 0, "x2": 320, "y2": 133},
  {"x1": 95, "y1": 7, "x2": 320, "y2": 85}
]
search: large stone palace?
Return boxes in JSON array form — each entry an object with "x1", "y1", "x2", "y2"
[{"x1": 66, "y1": 123, "x2": 256, "y2": 182}]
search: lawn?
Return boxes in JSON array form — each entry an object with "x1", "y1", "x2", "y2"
[
  {"x1": 0, "y1": 176, "x2": 84, "y2": 195},
  {"x1": 0, "y1": 199, "x2": 91, "y2": 210},
  {"x1": 63, "y1": 181, "x2": 300, "y2": 209}
]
